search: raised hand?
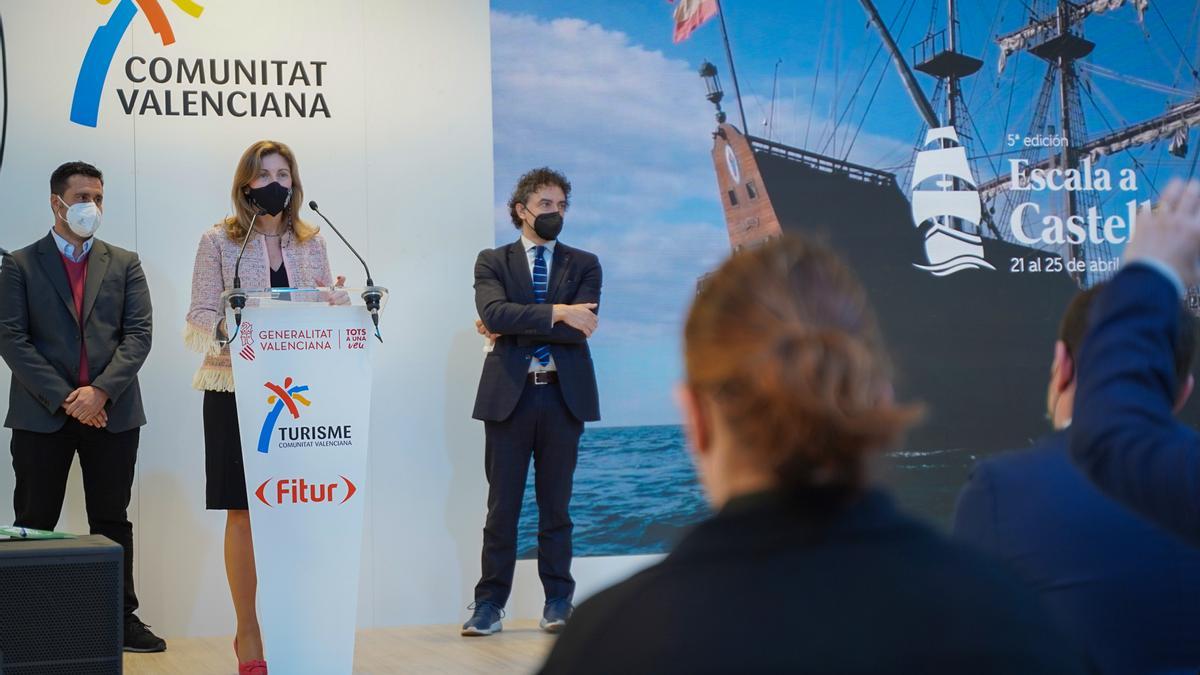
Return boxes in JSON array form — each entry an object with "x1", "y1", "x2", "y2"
[{"x1": 1125, "y1": 178, "x2": 1200, "y2": 287}]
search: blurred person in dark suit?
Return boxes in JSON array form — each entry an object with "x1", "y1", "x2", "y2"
[
  {"x1": 1071, "y1": 177, "x2": 1200, "y2": 545},
  {"x1": 956, "y1": 284, "x2": 1200, "y2": 674}
]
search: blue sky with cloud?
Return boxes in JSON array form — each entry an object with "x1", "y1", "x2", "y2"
[
  {"x1": 490, "y1": 9, "x2": 729, "y2": 427},
  {"x1": 489, "y1": 0, "x2": 1200, "y2": 426}
]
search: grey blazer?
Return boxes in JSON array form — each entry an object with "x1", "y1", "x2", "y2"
[{"x1": 0, "y1": 233, "x2": 152, "y2": 433}]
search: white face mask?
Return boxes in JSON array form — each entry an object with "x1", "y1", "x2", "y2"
[{"x1": 57, "y1": 196, "x2": 102, "y2": 238}]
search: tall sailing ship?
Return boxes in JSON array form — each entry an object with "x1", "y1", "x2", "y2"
[{"x1": 693, "y1": 0, "x2": 1200, "y2": 454}]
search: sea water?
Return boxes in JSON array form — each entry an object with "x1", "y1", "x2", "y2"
[{"x1": 516, "y1": 425, "x2": 981, "y2": 558}]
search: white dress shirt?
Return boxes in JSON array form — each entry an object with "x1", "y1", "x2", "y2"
[{"x1": 50, "y1": 229, "x2": 94, "y2": 263}]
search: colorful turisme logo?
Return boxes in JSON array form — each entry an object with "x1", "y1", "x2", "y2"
[
  {"x1": 255, "y1": 476, "x2": 358, "y2": 508},
  {"x1": 71, "y1": 0, "x2": 204, "y2": 127},
  {"x1": 258, "y1": 377, "x2": 311, "y2": 454}
]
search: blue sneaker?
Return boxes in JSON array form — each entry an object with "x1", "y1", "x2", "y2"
[
  {"x1": 539, "y1": 598, "x2": 573, "y2": 634},
  {"x1": 461, "y1": 602, "x2": 504, "y2": 636}
]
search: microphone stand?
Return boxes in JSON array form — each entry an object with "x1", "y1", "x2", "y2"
[
  {"x1": 224, "y1": 211, "x2": 260, "y2": 346},
  {"x1": 308, "y1": 201, "x2": 384, "y2": 342}
]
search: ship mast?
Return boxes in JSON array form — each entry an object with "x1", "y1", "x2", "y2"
[
  {"x1": 922, "y1": 0, "x2": 987, "y2": 233},
  {"x1": 715, "y1": 0, "x2": 748, "y2": 133},
  {"x1": 862, "y1": 0, "x2": 990, "y2": 235},
  {"x1": 975, "y1": 0, "x2": 1186, "y2": 285},
  {"x1": 1047, "y1": 0, "x2": 1093, "y2": 279},
  {"x1": 857, "y1": 0, "x2": 940, "y2": 130},
  {"x1": 945, "y1": 0, "x2": 961, "y2": 130}
]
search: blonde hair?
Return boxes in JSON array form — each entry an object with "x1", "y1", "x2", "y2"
[
  {"x1": 221, "y1": 140, "x2": 318, "y2": 243},
  {"x1": 685, "y1": 235, "x2": 923, "y2": 494}
]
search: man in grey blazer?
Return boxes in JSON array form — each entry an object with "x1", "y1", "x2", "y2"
[{"x1": 0, "y1": 162, "x2": 164, "y2": 652}]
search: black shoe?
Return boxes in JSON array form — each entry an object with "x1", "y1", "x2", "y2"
[
  {"x1": 124, "y1": 616, "x2": 167, "y2": 653},
  {"x1": 461, "y1": 601, "x2": 504, "y2": 636},
  {"x1": 540, "y1": 598, "x2": 573, "y2": 634}
]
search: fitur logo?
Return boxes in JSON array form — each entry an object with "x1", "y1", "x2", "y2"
[
  {"x1": 910, "y1": 126, "x2": 995, "y2": 277},
  {"x1": 258, "y1": 377, "x2": 311, "y2": 454},
  {"x1": 254, "y1": 475, "x2": 358, "y2": 508},
  {"x1": 71, "y1": 0, "x2": 204, "y2": 127}
]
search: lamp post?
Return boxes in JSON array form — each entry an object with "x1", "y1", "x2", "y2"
[{"x1": 699, "y1": 61, "x2": 727, "y2": 124}]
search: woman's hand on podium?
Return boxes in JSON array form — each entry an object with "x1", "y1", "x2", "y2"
[{"x1": 327, "y1": 274, "x2": 351, "y2": 305}]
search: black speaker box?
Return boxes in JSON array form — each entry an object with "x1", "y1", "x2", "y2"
[{"x1": 0, "y1": 535, "x2": 123, "y2": 674}]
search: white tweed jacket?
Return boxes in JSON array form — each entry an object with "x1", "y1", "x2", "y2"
[{"x1": 184, "y1": 224, "x2": 335, "y2": 391}]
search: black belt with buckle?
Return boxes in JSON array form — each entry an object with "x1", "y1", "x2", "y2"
[{"x1": 529, "y1": 371, "x2": 558, "y2": 386}]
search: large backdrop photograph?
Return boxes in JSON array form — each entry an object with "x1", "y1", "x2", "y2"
[{"x1": 494, "y1": 0, "x2": 1200, "y2": 558}]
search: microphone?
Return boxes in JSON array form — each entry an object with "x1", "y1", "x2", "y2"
[
  {"x1": 308, "y1": 201, "x2": 383, "y2": 341},
  {"x1": 225, "y1": 211, "x2": 261, "y2": 344}
]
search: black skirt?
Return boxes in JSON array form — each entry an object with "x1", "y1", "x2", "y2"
[{"x1": 203, "y1": 390, "x2": 249, "y2": 510}]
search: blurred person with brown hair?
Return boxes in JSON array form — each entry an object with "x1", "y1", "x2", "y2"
[{"x1": 539, "y1": 235, "x2": 1084, "y2": 674}]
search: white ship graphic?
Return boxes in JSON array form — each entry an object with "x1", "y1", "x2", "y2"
[{"x1": 910, "y1": 126, "x2": 995, "y2": 276}]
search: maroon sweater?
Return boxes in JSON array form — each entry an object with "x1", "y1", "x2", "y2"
[{"x1": 60, "y1": 252, "x2": 89, "y2": 386}]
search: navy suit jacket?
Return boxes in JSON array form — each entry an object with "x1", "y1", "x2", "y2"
[
  {"x1": 955, "y1": 431, "x2": 1200, "y2": 674},
  {"x1": 542, "y1": 489, "x2": 1085, "y2": 675},
  {"x1": 1069, "y1": 264, "x2": 1200, "y2": 545},
  {"x1": 472, "y1": 239, "x2": 601, "y2": 423}
]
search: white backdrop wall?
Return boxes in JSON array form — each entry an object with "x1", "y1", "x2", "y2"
[{"x1": 0, "y1": 0, "x2": 654, "y2": 638}]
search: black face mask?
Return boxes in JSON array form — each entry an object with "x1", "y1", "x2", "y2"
[
  {"x1": 246, "y1": 181, "x2": 292, "y2": 217},
  {"x1": 529, "y1": 210, "x2": 563, "y2": 241}
]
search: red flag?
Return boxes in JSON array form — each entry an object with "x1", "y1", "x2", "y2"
[{"x1": 670, "y1": 0, "x2": 718, "y2": 43}]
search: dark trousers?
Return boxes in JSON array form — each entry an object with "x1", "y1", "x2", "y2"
[
  {"x1": 475, "y1": 380, "x2": 583, "y2": 607},
  {"x1": 11, "y1": 420, "x2": 140, "y2": 619}
]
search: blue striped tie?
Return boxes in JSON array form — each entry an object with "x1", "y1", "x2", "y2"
[{"x1": 532, "y1": 246, "x2": 551, "y2": 367}]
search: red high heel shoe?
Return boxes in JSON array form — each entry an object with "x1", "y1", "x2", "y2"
[{"x1": 234, "y1": 637, "x2": 268, "y2": 675}]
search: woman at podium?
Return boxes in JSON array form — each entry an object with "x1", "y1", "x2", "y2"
[{"x1": 184, "y1": 140, "x2": 342, "y2": 675}]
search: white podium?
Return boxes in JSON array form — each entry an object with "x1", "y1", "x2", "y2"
[{"x1": 224, "y1": 286, "x2": 385, "y2": 674}]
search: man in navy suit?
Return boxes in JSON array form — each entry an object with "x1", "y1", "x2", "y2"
[
  {"x1": 463, "y1": 167, "x2": 602, "y2": 636},
  {"x1": 1069, "y1": 178, "x2": 1200, "y2": 545},
  {"x1": 954, "y1": 285, "x2": 1200, "y2": 673}
]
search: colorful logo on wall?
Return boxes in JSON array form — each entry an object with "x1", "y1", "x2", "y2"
[
  {"x1": 258, "y1": 377, "x2": 311, "y2": 454},
  {"x1": 71, "y1": 0, "x2": 204, "y2": 127}
]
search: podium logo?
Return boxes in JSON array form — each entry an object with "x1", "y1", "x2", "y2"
[
  {"x1": 258, "y1": 377, "x2": 311, "y2": 454},
  {"x1": 254, "y1": 476, "x2": 358, "y2": 508},
  {"x1": 72, "y1": 0, "x2": 205, "y2": 127},
  {"x1": 239, "y1": 321, "x2": 255, "y2": 361}
]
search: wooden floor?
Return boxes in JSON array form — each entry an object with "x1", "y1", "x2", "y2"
[{"x1": 123, "y1": 621, "x2": 555, "y2": 674}]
